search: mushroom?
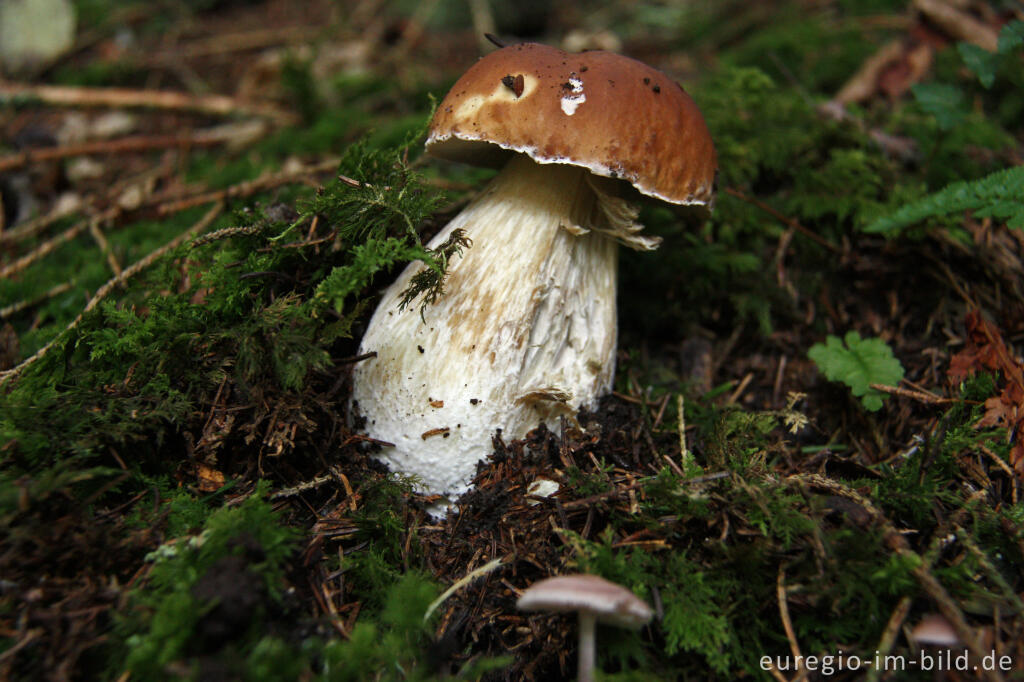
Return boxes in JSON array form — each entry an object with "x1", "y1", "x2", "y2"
[
  {"x1": 351, "y1": 42, "x2": 716, "y2": 506},
  {"x1": 516, "y1": 573, "x2": 653, "y2": 682},
  {"x1": 911, "y1": 613, "x2": 961, "y2": 648}
]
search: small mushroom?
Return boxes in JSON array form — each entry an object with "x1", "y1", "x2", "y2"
[
  {"x1": 516, "y1": 574, "x2": 653, "y2": 682},
  {"x1": 910, "y1": 614, "x2": 963, "y2": 682},
  {"x1": 351, "y1": 43, "x2": 716, "y2": 507},
  {"x1": 911, "y1": 613, "x2": 961, "y2": 648}
]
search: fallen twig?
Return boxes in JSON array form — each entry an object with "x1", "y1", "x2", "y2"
[
  {"x1": 0, "y1": 282, "x2": 73, "y2": 320},
  {"x1": 148, "y1": 25, "x2": 320, "y2": 61},
  {"x1": 423, "y1": 556, "x2": 505, "y2": 623},
  {"x1": 0, "y1": 82, "x2": 297, "y2": 125},
  {"x1": 0, "y1": 202, "x2": 224, "y2": 387},
  {"x1": 912, "y1": 0, "x2": 998, "y2": 51},
  {"x1": 869, "y1": 382, "x2": 956, "y2": 405},
  {"x1": 558, "y1": 471, "x2": 728, "y2": 510},
  {"x1": 0, "y1": 208, "x2": 118, "y2": 279},
  {"x1": 776, "y1": 567, "x2": 802, "y2": 675},
  {"x1": 864, "y1": 596, "x2": 912, "y2": 682},
  {"x1": 156, "y1": 158, "x2": 339, "y2": 215},
  {"x1": 0, "y1": 126, "x2": 266, "y2": 175},
  {"x1": 789, "y1": 473, "x2": 1005, "y2": 682},
  {"x1": 724, "y1": 187, "x2": 842, "y2": 253}
]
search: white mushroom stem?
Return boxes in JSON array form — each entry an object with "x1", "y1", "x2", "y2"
[
  {"x1": 577, "y1": 611, "x2": 597, "y2": 682},
  {"x1": 352, "y1": 154, "x2": 651, "y2": 503}
]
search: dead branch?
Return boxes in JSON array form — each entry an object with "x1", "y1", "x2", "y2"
[
  {"x1": 155, "y1": 158, "x2": 339, "y2": 215},
  {"x1": 724, "y1": 187, "x2": 842, "y2": 253},
  {"x1": 0, "y1": 124, "x2": 268, "y2": 175},
  {"x1": 0, "y1": 200, "x2": 81, "y2": 245},
  {"x1": 0, "y1": 209, "x2": 117, "y2": 280},
  {"x1": 0, "y1": 82, "x2": 297, "y2": 125},
  {"x1": 0, "y1": 282, "x2": 73, "y2": 320},
  {"x1": 148, "y1": 25, "x2": 319, "y2": 61},
  {"x1": 0, "y1": 202, "x2": 223, "y2": 388},
  {"x1": 913, "y1": 0, "x2": 998, "y2": 51},
  {"x1": 789, "y1": 473, "x2": 1005, "y2": 682},
  {"x1": 869, "y1": 382, "x2": 956, "y2": 404}
]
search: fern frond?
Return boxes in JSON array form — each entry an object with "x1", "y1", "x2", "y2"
[{"x1": 864, "y1": 165, "x2": 1024, "y2": 234}]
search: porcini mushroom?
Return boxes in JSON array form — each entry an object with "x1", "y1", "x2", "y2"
[
  {"x1": 351, "y1": 42, "x2": 716, "y2": 506},
  {"x1": 517, "y1": 573, "x2": 653, "y2": 682}
]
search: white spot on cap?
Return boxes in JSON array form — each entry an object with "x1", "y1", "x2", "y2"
[{"x1": 561, "y1": 76, "x2": 586, "y2": 116}]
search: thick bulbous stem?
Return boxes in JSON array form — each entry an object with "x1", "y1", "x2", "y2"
[{"x1": 351, "y1": 155, "x2": 620, "y2": 504}]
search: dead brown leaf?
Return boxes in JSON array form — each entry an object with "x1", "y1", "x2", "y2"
[{"x1": 948, "y1": 311, "x2": 1024, "y2": 475}]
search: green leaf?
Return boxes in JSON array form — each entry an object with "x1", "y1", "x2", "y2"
[
  {"x1": 997, "y1": 20, "x2": 1024, "y2": 54},
  {"x1": 957, "y1": 43, "x2": 996, "y2": 88},
  {"x1": 808, "y1": 332, "x2": 904, "y2": 411},
  {"x1": 911, "y1": 83, "x2": 966, "y2": 130}
]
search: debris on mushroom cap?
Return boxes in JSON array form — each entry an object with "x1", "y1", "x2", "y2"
[
  {"x1": 426, "y1": 42, "x2": 717, "y2": 208},
  {"x1": 516, "y1": 574, "x2": 653, "y2": 629},
  {"x1": 910, "y1": 614, "x2": 961, "y2": 647}
]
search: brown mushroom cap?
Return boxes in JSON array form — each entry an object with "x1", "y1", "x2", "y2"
[
  {"x1": 516, "y1": 574, "x2": 654, "y2": 629},
  {"x1": 426, "y1": 42, "x2": 717, "y2": 207}
]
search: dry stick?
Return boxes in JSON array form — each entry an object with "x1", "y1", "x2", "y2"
[
  {"x1": 3, "y1": 158, "x2": 337, "y2": 278},
  {"x1": 789, "y1": 473, "x2": 1005, "y2": 682},
  {"x1": 727, "y1": 372, "x2": 754, "y2": 404},
  {"x1": 0, "y1": 128, "x2": 261, "y2": 175},
  {"x1": 724, "y1": 187, "x2": 841, "y2": 254},
  {"x1": 912, "y1": 0, "x2": 999, "y2": 51},
  {"x1": 954, "y1": 525, "x2": 1024, "y2": 613},
  {"x1": 558, "y1": 472, "x2": 728, "y2": 510},
  {"x1": 869, "y1": 382, "x2": 956, "y2": 405},
  {"x1": 0, "y1": 202, "x2": 224, "y2": 388},
  {"x1": 88, "y1": 218, "x2": 122, "y2": 277},
  {"x1": 270, "y1": 474, "x2": 334, "y2": 499},
  {"x1": 776, "y1": 567, "x2": 802, "y2": 673},
  {"x1": 0, "y1": 200, "x2": 81, "y2": 244},
  {"x1": 866, "y1": 496, "x2": 984, "y2": 682},
  {"x1": 864, "y1": 596, "x2": 913, "y2": 682},
  {"x1": 677, "y1": 394, "x2": 693, "y2": 470},
  {"x1": 976, "y1": 443, "x2": 1018, "y2": 504},
  {"x1": 0, "y1": 282, "x2": 73, "y2": 319},
  {"x1": 0, "y1": 82, "x2": 296, "y2": 125},
  {"x1": 2, "y1": 159, "x2": 177, "y2": 246},
  {"x1": 147, "y1": 25, "x2": 319, "y2": 61},
  {"x1": 156, "y1": 158, "x2": 340, "y2": 215},
  {"x1": 423, "y1": 556, "x2": 504, "y2": 623},
  {"x1": 0, "y1": 208, "x2": 118, "y2": 279}
]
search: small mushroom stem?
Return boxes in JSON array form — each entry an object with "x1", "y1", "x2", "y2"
[{"x1": 577, "y1": 611, "x2": 597, "y2": 682}]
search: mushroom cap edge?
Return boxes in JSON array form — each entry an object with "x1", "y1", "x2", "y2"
[{"x1": 426, "y1": 42, "x2": 717, "y2": 209}]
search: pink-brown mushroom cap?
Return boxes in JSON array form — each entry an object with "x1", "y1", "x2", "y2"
[
  {"x1": 426, "y1": 42, "x2": 717, "y2": 208},
  {"x1": 516, "y1": 574, "x2": 653, "y2": 629}
]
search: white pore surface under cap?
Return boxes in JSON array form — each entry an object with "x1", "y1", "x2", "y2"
[{"x1": 351, "y1": 154, "x2": 624, "y2": 508}]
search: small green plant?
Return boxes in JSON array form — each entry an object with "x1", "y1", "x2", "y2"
[
  {"x1": 866, "y1": 20, "x2": 1024, "y2": 235},
  {"x1": 116, "y1": 483, "x2": 299, "y2": 679},
  {"x1": 320, "y1": 572, "x2": 509, "y2": 681},
  {"x1": 808, "y1": 331, "x2": 904, "y2": 410},
  {"x1": 864, "y1": 164, "x2": 1024, "y2": 233}
]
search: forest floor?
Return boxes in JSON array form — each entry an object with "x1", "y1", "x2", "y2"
[{"x1": 1, "y1": 1, "x2": 1023, "y2": 680}]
